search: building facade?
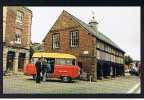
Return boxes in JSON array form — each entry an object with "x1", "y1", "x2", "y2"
[
  {"x1": 42, "y1": 10, "x2": 125, "y2": 81},
  {"x1": 30, "y1": 42, "x2": 43, "y2": 52},
  {"x1": 3, "y1": 6, "x2": 32, "y2": 74}
]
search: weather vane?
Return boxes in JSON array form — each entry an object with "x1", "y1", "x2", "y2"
[{"x1": 91, "y1": 10, "x2": 95, "y2": 20}]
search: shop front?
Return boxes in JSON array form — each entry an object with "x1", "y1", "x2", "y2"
[{"x1": 3, "y1": 47, "x2": 29, "y2": 74}]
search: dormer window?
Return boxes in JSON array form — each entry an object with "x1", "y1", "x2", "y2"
[{"x1": 16, "y1": 11, "x2": 24, "y2": 24}]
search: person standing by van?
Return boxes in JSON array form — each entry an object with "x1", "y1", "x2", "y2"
[
  {"x1": 35, "y1": 58, "x2": 42, "y2": 83},
  {"x1": 47, "y1": 60, "x2": 51, "y2": 73},
  {"x1": 42, "y1": 58, "x2": 48, "y2": 81},
  {"x1": 46, "y1": 60, "x2": 52, "y2": 78}
]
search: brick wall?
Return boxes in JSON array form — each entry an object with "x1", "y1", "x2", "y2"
[
  {"x1": 5, "y1": 7, "x2": 16, "y2": 47},
  {"x1": 5, "y1": 7, "x2": 32, "y2": 49},
  {"x1": 43, "y1": 11, "x2": 97, "y2": 73},
  {"x1": 43, "y1": 11, "x2": 96, "y2": 59}
]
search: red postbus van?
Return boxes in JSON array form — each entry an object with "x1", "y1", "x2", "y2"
[{"x1": 24, "y1": 52, "x2": 80, "y2": 82}]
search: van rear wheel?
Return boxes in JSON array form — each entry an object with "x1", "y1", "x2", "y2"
[{"x1": 61, "y1": 76, "x2": 72, "y2": 83}]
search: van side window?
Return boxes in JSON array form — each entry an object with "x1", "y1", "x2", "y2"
[
  {"x1": 55, "y1": 59, "x2": 75, "y2": 66},
  {"x1": 66, "y1": 60, "x2": 72, "y2": 65},
  {"x1": 55, "y1": 59, "x2": 65, "y2": 65}
]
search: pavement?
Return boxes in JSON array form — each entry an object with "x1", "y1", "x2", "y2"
[{"x1": 3, "y1": 74, "x2": 140, "y2": 94}]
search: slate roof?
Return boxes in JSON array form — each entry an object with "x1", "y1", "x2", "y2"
[{"x1": 65, "y1": 10, "x2": 125, "y2": 53}]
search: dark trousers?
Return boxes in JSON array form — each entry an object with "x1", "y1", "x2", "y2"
[
  {"x1": 42, "y1": 67, "x2": 47, "y2": 78},
  {"x1": 36, "y1": 72, "x2": 41, "y2": 83}
]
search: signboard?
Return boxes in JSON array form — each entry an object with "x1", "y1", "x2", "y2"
[{"x1": 83, "y1": 51, "x2": 89, "y2": 54}]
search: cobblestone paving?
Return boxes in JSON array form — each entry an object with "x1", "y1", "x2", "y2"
[{"x1": 3, "y1": 74, "x2": 140, "y2": 94}]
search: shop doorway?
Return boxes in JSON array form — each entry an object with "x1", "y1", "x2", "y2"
[
  {"x1": 18, "y1": 53, "x2": 26, "y2": 71},
  {"x1": 6, "y1": 51, "x2": 15, "y2": 72}
]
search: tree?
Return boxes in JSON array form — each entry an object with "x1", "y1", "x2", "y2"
[{"x1": 124, "y1": 55, "x2": 133, "y2": 65}]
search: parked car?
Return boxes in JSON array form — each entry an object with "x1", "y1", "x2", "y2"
[{"x1": 129, "y1": 63, "x2": 138, "y2": 76}]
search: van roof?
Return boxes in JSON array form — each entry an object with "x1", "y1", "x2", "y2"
[{"x1": 32, "y1": 52, "x2": 76, "y2": 59}]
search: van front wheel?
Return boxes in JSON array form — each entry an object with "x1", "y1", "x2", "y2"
[{"x1": 61, "y1": 76, "x2": 72, "y2": 83}]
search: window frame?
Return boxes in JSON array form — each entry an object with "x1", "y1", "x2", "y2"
[
  {"x1": 52, "y1": 33, "x2": 60, "y2": 49},
  {"x1": 16, "y1": 10, "x2": 24, "y2": 24},
  {"x1": 69, "y1": 30, "x2": 79, "y2": 48},
  {"x1": 15, "y1": 28, "x2": 22, "y2": 44}
]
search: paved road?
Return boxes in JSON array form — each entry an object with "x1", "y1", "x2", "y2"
[
  {"x1": 3, "y1": 74, "x2": 140, "y2": 94},
  {"x1": 133, "y1": 86, "x2": 141, "y2": 93}
]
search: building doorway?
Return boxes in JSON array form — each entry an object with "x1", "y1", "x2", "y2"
[
  {"x1": 80, "y1": 54, "x2": 97, "y2": 81},
  {"x1": 97, "y1": 61, "x2": 102, "y2": 79},
  {"x1": 112, "y1": 63, "x2": 116, "y2": 77},
  {"x1": 102, "y1": 62, "x2": 110, "y2": 78},
  {"x1": 18, "y1": 53, "x2": 26, "y2": 71},
  {"x1": 6, "y1": 51, "x2": 15, "y2": 72}
]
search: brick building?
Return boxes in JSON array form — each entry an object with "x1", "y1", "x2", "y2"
[
  {"x1": 3, "y1": 6, "x2": 32, "y2": 74},
  {"x1": 42, "y1": 10, "x2": 125, "y2": 81}
]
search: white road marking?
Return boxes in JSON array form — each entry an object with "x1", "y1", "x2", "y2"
[
  {"x1": 127, "y1": 82, "x2": 140, "y2": 93},
  {"x1": 136, "y1": 88, "x2": 141, "y2": 93}
]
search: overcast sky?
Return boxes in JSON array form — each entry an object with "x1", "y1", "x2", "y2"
[{"x1": 28, "y1": 7, "x2": 140, "y2": 60}]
